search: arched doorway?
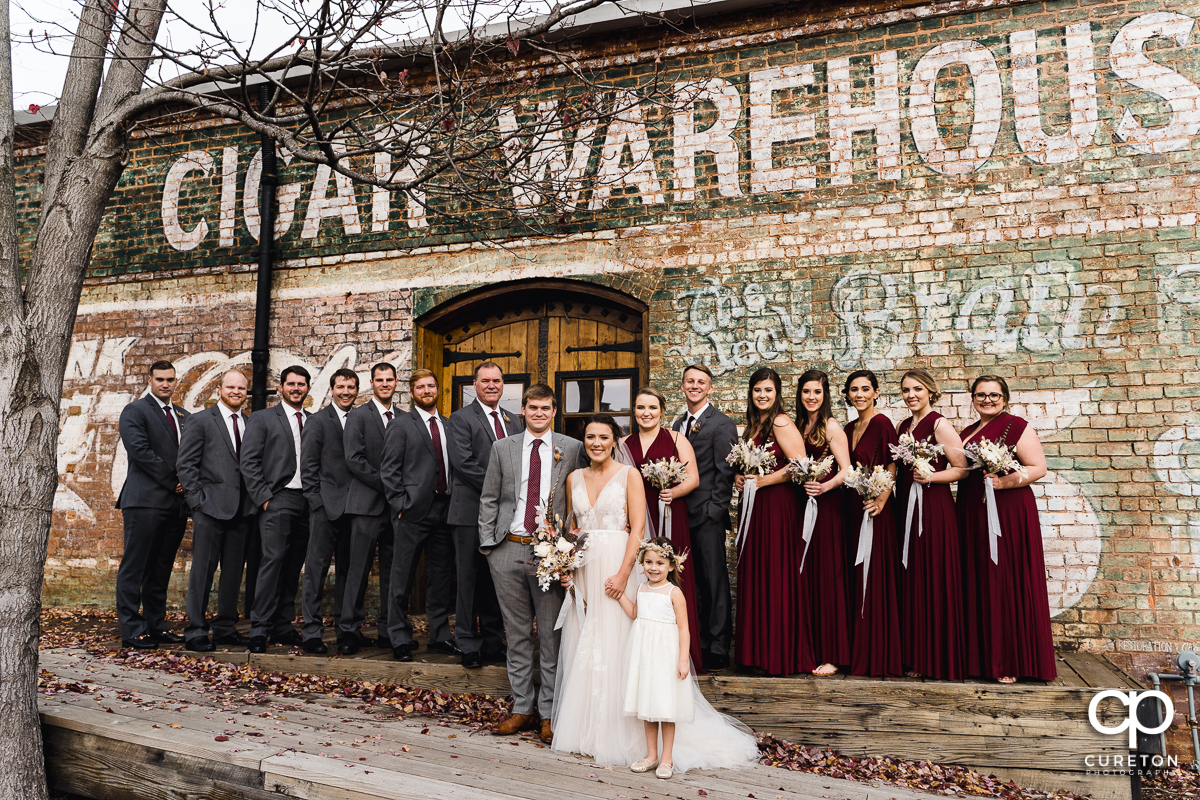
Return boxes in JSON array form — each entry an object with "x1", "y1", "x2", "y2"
[{"x1": 416, "y1": 280, "x2": 648, "y2": 436}]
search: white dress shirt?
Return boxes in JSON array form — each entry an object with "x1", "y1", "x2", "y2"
[
  {"x1": 684, "y1": 401, "x2": 711, "y2": 435},
  {"x1": 334, "y1": 405, "x2": 349, "y2": 429},
  {"x1": 476, "y1": 398, "x2": 507, "y2": 440},
  {"x1": 282, "y1": 403, "x2": 305, "y2": 490},
  {"x1": 510, "y1": 429, "x2": 554, "y2": 537},
  {"x1": 372, "y1": 396, "x2": 395, "y2": 426},
  {"x1": 218, "y1": 401, "x2": 245, "y2": 452},
  {"x1": 415, "y1": 405, "x2": 451, "y2": 491}
]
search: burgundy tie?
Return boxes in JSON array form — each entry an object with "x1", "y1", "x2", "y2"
[
  {"x1": 296, "y1": 411, "x2": 304, "y2": 434},
  {"x1": 429, "y1": 417, "x2": 448, "y2": 494},
  {"x1": 385, "y1": 410, "x2": 393, "y2": 422},
  {"x1": 163, "y1": 403, "x2": 178, "y2": 438},
  {"x1": 231, "y1": 413, "x2": 241, "y2": 460},
  {"x1": 491, "y1": 411, "x2": 505, "y2": 441},
  {"x1": 685, "y1": 415, "x2": 694, "y2": 438},
  {"x1": 523, "y1": 439, "x2": 542, "y2": 533}
]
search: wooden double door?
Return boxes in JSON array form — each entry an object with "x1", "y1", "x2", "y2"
[{"x1": 417, "y1": 281, "x2": 647, "y2": 437}]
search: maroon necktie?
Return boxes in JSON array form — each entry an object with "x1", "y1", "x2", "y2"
[
  {"x1": 385, "y1": 410, "x2": 393, "y2": 422},
  {"x1": 163, "y1": 403, "x2": 177, "y2": 438},
  {"x1": 523, "y1": 439, "x2": 542, "y2": 533},
  {"x1": 429, "y1": 417, "x2": 448, "y2": 494},
  {"x1": 685, "y1": 415, "x2": 694, "y2": 438},
  {"x1": 296, "y1": 411, "x2": 304, "y2": 434},
  {"x1": 231, "y1": 413, "x2": 241, "y2": 460},
  {"x1": 491, "y1": 411, "x2": 505, "y2": 440}
]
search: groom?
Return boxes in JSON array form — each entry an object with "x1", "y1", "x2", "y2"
[{"x1": 478, "y1": 384, "x2": 585, "y2": 745}]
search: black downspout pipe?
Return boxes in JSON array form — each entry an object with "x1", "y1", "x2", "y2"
[{"x1": 251, "y1": 83, "x2": 277, "y2": 412}]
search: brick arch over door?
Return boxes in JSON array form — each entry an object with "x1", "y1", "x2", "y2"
[{"x1": 416, "y1": 279, "x2": 648, "y2": 434}]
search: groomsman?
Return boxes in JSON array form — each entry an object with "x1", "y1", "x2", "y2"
[
  {"x1": 178, "y1": 369, "x2": 254, "y2": 652},
  {"x1": 381, "y1": 369, "x2": 458, "y2": 662},
  {"x1": 115, "y1": 360, "x2": 191, "y2": 649},
  {"x1": 479, "y1": 385, "x2": 586, "y2": 744},
  {"x1": 239, "y1": 366, "x2": 312, "y2": 653},
  {"x1": 671, "y1": 364, "x2": 737, "y2": 671},
  {"x1": 298, "y1": 367, "x2": 359, "y2": 653},
  {"x1": 338, "y1": 362, "x2": 398, "y2": 655},
  {"x1": 446, "y1": 362, "x2": 522, "y2": 668}
]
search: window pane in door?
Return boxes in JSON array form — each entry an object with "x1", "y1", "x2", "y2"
[
  {"x1": 613, "y1": 415, "x2": 631, "y2": 434},
  {"x1": 564, "y1": 416, "x2": 588, "y2": 441},
  {"x1": 461, "y1": 381, "x2": 526, "y2": 410},
  {"x1": 600, "y1": 378, "x2": 632, "y2": 412},
  {"x1": 565, "y1": 380, "x2": 595, "y2": 413}
]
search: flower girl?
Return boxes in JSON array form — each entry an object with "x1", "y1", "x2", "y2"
[{"x1": 614, "y1": 538, "x2": 760, "y2": 778}]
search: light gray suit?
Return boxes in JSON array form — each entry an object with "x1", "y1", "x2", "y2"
[{"x1": 479, "y1": 432, "x2": 585, "y2": 717}]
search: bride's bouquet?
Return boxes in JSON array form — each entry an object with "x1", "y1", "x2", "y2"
[
  {"x1": 532, "y1": 493, "x2": 588, "y2": 592},
  {"x1": 843, "y1": 465, "x2": 895, "y2": 611},
  {"x1": 640, "y1": 457, "x2": 689, "y2": 540},
  {"x1": 786, "y1": 455, "x2": 835, "y2": 572},
  {"x1": 964, "y1": 439, "x2": 1028, "y2": 565},
  {"x1": 725, "y1": 440, "x2": 778, "y2": 560},
  {"x1": 888, "y1": 432, "x2": 944, "y2": 568}
]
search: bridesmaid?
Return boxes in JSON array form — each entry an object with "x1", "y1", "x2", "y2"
[
  {"x1": 841, "y1": 370, "x2": 901, "y2": 678},
  {"x1": 894, "y1": 369, "x2": 968, "y2": 680},
  {"x1": 733, "y1": 367, "x2": 815, "y2": 676},
  {"x1": 795, "y1": 370, "x2": 852, "y2": 677},
  {"x1": 958, "y1": 376, "x2": 1056, "y2": 683},
  {"x1": 625, "y1": 387, "x2": 705, "y2": 671}
]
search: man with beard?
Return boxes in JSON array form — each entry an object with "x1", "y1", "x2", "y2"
[{"x1": 380, "y1": 369, "x2": 458, "y2": 662}]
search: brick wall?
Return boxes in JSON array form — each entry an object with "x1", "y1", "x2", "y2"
[{"x1": 26, "y1": 0, "x2": 1200, "y2": 669}]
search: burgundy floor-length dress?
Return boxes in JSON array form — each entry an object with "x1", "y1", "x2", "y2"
[
  {"x1": 797, "y1": 436, "x2": 851, "y2": 668},
  {"x1": 628, "y1": 428, "x2": 705, "y2": 671},
  {"x1": 843, "y1": 413, "x2": 902, "y2": 678},
  {"x1": 735, "y1": 433, "x2": 815, "y2": 675},
  {"x1": 895, "y1": 412, "x2": 965, "y2": 680},
  {"x1": 958, "y1": 412, "x2": 1057, "y2": 681}
]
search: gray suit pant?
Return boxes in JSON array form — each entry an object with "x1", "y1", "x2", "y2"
[
  {"x1": 387, "y1": 495, "x2": 454, "y2": 648},
  {"x1": 689, "y1": 516, "x2": 733, "y2": 657},
  {"x1": 301, "y1": 507, "x2": 352, "y2": 641},
  {"x1": 249, "y1": 489, "x2": 309, "y2": 639},
  {"x1": 339, "y1": 511, "x2": 394, "y2": 642},
  {"x1": 185, "y1": 510, "x2": 249, "y2": 641},
  {"x1": 486, "y1": 537, "x2": 564, "y2": 717},
  {"x1": 116, "y1": 504, "x2": 188, "y2": 641},
  {"x1": 452, "y1": 525, "x2": 505, "y2": 655}
]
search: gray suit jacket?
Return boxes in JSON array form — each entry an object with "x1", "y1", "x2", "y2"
[
  {"x1": 300, "y1": 404, "x2": 351, "y2": 521},
  {"x1": 343, "y1": 401, "x2": 391, "y2": 516},
  {"x1": 478, "y1": 433, "x2": 586, "y2": 552},
  {"x1": 672, "y1": 404, "x2": 738, "y2": 527},
  {"x1": 177, "y1": 404, "x2": 253, "y2": 520},
  {"x1": 239, "y1": 402, "x2": 311, "y2": 512},
  {"x1": 117, "y1": 394, "x2": 190, "y2": 509},
  {"x1": 381, "y1": 407, "x2": 456, "y2": 523},
  {"x1": 446, "y1": 401, "x2": 524, "y2": 527}
]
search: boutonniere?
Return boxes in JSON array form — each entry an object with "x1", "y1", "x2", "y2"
[
  {"x1": 503, "y1": 414, "x2": 511, "y2": 424},
  {"x1": 691, "y1": 419, "x2": 704, "y2": 434},
  {"x1": 553, "y1": 446, "x2": 563, "y2": 463}
]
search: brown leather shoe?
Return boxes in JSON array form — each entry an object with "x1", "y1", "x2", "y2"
[
  {"x1": 539, "y1": 718, "x2": 553, "y2": 744},
  {"x1": 491, "y1": 713, "x2": 538, "y2": 736}
]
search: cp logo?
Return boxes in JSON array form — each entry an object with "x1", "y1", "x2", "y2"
[{"x1": 1087, "y1": 690, "x2": 1175, "y2": 748}]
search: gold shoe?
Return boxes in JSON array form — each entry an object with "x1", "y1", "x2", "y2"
[
  {"x1": 631, "y1": 758, "x2": 660, "y2": 773},
  {"x1": 656, "y1": 762, "x2": 674, "y2": 779}
]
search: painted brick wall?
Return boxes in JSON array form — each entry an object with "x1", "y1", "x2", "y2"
[{"x1": 23, "y1": 0, "x2": 1200, "y2": 672}]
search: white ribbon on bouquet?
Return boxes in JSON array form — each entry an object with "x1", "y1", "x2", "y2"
[
  {"x1": 985, "y1": 476, "x2": 1002, "y2": 565},
  {"x1": 901, "y1": 482, "x2": 924, "y2": 569},
  {"x1": 799, "y1": 495, "x2": 819, "y2": 572},
  {"x1": 733, "y1": 478, "x2": 759, "y2": 561},
  {"x1": 554, "y1": 585, "x2": 586, "y2": 633},
  {"x1": 854, "y1": 511, "x2": 873, "y2": 614}
]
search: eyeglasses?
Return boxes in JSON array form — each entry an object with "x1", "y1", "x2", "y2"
[{"x1": 973, "y1": 392, "x2": 1004, "y2": 402}]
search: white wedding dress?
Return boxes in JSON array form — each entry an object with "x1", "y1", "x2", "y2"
[{"x1": 552, "y1": 465, "x2": 761, "y2": 773}]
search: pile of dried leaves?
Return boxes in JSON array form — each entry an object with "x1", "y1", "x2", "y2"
[
  {"x1": 37, "y1": 608, "x2": 1094, "y2": 800},
  {"x1": 1146, "y1": 767, "x2": 1200, "y2": 797}
]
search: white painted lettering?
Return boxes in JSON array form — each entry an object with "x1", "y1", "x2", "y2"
[
  {"x1": 1010, "y1": 23, "x2": 1098, "y2": 165},
  {"x1": 162, "y1": 150, "x2": 213, "y2": 251},
  {"x1": 591, "y1": 92, "x2": 664, "y2": 208},
  {"x1": 673, "y1": 78, "x2": 744, "y2": 201},
  {"x1": 909, "y1": 40, "x2": 1003, "y2": 175},
  {"x1": 1112, "y1": 12, "x2": 1200, "y2": 154},
  {"x1": 301, "y1": 144, "x2": 364, "y2": 239},
  {"x1": 828, "y1": 51, "x2": 901, "y2": 185},
  {"x1": 748, "y1": 65, "x2": 816, "y2": 194}
]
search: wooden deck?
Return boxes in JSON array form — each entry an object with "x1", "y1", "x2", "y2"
[
  {"x1": 50, "y1": 634, "x2": 1137, "y2": 799},
  {"x1": 40, "y1": 648, "x2": 958, "y2": 800}
]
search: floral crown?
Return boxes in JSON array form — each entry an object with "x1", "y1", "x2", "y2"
[{"x1": 636, "y1": 540, "x2": 688, "y2": 571}]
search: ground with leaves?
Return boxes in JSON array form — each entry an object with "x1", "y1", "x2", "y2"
[{"x1": 36, "y1": 608, "x2": 1196, "y2": 800}]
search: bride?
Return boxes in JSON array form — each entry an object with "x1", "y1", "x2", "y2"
[
  {"x1": 551, "y1": 413, "x2": 647, "y2": 764},
  {"x1": 552, "y1": 413, "x2": 760, "y2": 773}
]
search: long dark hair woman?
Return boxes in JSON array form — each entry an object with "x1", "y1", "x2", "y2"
[
  {"x1": 841, "y1": 369, "x2": 901, "y2": 678},
  {"x1": 732, "y1": 367, "x2": 815, "y2": 676},
  {"x1": 958, "y1": 376, "x2": 1055, "y2": 683},
  {"x1": 795, "y1": 369, "x2": 852, "y2": 676}
]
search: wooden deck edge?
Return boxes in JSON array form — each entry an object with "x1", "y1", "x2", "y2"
[{"x1": 985, "y1": 766, "x2": 1129, "y2": 800}]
